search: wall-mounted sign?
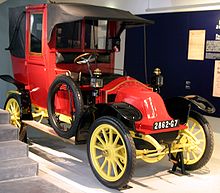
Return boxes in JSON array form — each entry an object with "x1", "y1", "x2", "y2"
[
  {"x1": 205, "y1": 40, "x2": 220, "y2": 59},
  {"x1": 213, "y1": 60, "x2": 220, "y2": 97},
  {"x1": 187, "y1": 30, "x2": 206, "y2": 60}
]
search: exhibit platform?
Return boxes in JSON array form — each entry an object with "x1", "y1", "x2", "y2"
[
  {"x1": 26, "y1": 116, "x2": 220, "y2": 193},
  {"x1": 0, "y1": 108, "x2": 220, "y2": 193}
]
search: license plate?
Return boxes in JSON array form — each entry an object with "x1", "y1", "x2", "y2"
[{"x1": 153, "y1": 119, "x2": 179, "y2": 130}]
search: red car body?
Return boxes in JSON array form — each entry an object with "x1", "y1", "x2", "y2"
[{"x1": 9, "y1": 4, "x2": 186, "y2": 135}]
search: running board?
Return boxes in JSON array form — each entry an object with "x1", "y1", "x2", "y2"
[{"x1": 22, "y1": 120, "x2": 75, "y2": 145}]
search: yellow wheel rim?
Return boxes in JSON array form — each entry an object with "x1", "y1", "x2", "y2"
[
  {"x1": 5, "y1": 98, "x2": 21, "y2": 128},
  {"x1": 90, "y1": 124, "x2": 128, "y2": 182},
  {"x1": 180, "y1": 117, "x2": 206, "y2": 165}
]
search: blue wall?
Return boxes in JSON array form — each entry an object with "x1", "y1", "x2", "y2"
[{"x1": 125, "y1": 10, "x2": 220, "y2": 116}]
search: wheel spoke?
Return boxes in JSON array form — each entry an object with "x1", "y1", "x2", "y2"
[
  {"x1": 7, "y1": 108, "x2": 12, "y2": 114},
  {"x1": 15, "y1": 117, "x2": 20, "y2": 121},
  {"x1": 96, "y1": 135, "x2": 106, "y2": 146},
  {"x1": 107, "y1": 160, "x2": 112, "y2": 176},
  {"x1": 15, "y1": 105, "x2": 20, "y2": 112},
  {"x1": 194, "y1": 129, "x2": 202, "y2": 136},
  {"x1": 15, "y1": 119, "x2": 21, "y2": 128},
  {"x1": 102, "y1": 129, "x2": 108, "y2": 144},
  {"x1": 111, "y1": 160, "x2": 118, "y2": 176},
  {"x1": 109, "y1": 128, "x2": 113, "y2": 145},
  {"x1": 115, "y1": 145, "x2": 124, "y2": 152},
  {"x1": 115, "y1": 152, "x2": 125, "y2": 161},
  {"x1": 195, "y1": 146, "x2": 203, "y2": 153},
  {"x1": 186, "y1": 152, "x2": 190, "y2": 161},
  {"x1": 114, "y1": 158, "x2": 124, "y2": 171},
  {"x1": 192, "y1": 151, "x2": 198, "y2": 160},
  {"x1": 113, "y1": 135, "x2": 120, "y2": 146},
  {"x1": 10, "y1": 103, "x2": 14, "y2": 111},
  {"x1": 94, "y1": 145, "x2": 104, "y2": 151},
  {"x1": 95, "y1": 154, "x2": 104, "y2": 160},
  {"x1": 100, "y1": 158, "x2": 107, "y2": 170},
  {"x1": 190, "y1": 123, "x2": 196, "y2": 132}
]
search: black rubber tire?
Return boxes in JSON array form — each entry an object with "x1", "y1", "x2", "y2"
[
  {"x1": 87, "y1": 116, "x2": 136, "y2": 189},
  {"x1": 47, "y1": 75, "x2": 84, "y2": 139},
  {"x1": 4, "y1": 93, "x2": 27, "y2": 142},
  {"x1": 174, "y1": 111, "x2": 214, "y2": 171}
]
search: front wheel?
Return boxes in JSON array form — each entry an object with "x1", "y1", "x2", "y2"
[
  {"x1": 87, "y1": 116, "x2": 136, "y2": 189},
  {"x1": 173, "y1": 111, "x2": 214, "y2": 170}
]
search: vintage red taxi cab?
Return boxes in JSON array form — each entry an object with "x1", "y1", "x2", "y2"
[{"x1": 0, "y1": 3, "x2": 215, "y2": 189}]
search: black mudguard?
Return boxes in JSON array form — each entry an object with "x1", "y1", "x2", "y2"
[
  {"x1": 75, "y1": 102, "x2": 142, "y2": 144},
  {"x1": 0, "y1": 74, "x2": 32, "y2": 120},
  {"x1": 165, "y1": 95, "x2": 215, "y2": 124},
  {"x1": 95, "y1": 102, "x2": 142, "y2": 122},
  {"x1": 184, "y1": 95, "x2": 216, "y2": 114},
  {"x1": 165, "y1": 97, "x2": 191, "y2": 124},
  {"x1": 0, "y1": 75, "x2": 25, "y2": 91}
]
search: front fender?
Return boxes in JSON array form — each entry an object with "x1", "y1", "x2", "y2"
[
  {"x1": 95, "y1": 102, "x2": 142, "y2": 122},
  {"x1": 184, "y1": 95, "x2": 216, "y2": 114},
  {"x1": 165, "y1": 97, "x2": 191, "y2": 124}
]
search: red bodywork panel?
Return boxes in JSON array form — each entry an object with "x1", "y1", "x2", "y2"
[
  {"x1": 11, "y1": 56, "x2": 28, "y2": 85},
  {"x1": 98, "y1": 77, "x2": 187, "y2": 134}
]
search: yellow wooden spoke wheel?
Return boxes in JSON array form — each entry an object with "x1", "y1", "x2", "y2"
[
  {"x1": 173, "y1": 111, "x2": 214, "y2": 171},
  {"x1": 4, "y1": 93, "x2": 27, "y2": 142},
  {"x1": 5, "y1": 95, "x2": 21, "y2": 128},
  {"x1": 181, "y1": 117, "x2": 206, "y2": 165},
  {"x1": 87, "y1": 116, "x2": 135, "y2": 189}
]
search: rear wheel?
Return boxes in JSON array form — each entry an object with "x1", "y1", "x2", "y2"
[
  {"x1": 87, "y1": 116, "x2": 135, "y2": 189},
  {"x1": 173, "y1": 111, "x2": 214, "y2": 170},
  {"x1": 48, "y1": 75, "x2": 84, "y2": 139},
  {"x1": 4, "y1": 93, "x2": 27, "y2": 141}
]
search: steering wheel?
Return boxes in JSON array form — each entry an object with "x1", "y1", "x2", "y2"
[{"x1": 74, "y1": 53, "x2": 98, "y2": 64}]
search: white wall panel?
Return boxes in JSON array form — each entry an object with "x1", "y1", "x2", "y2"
[
  {"x1": 51, "y1": 0, "x2": 220, "y2": 14},
  {"x1": 147, "y1": 0, "x2": 220, "y2": 13}
]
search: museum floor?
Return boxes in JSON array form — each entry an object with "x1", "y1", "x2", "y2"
[{"x1": 3, "y1": 116, "x2": 220, "y2": 193}]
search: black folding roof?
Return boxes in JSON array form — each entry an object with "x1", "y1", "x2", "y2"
[
  {"x1": 8, "y1": 3, "x2": 153, "y2": 58},
  {"x1": 47, "y1": 3, "x2": 153, "y2": 41}
]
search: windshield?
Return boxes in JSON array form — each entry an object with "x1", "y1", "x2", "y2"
[
  {"x1": 85, "y1": 20, "x2": 108, "y2": 50},
  {"x1": 56, "y1": 21, "x2": 82, "y2": 49},
  {"x1": 56, "y1": 19, "x2": 109, "y2": 50}
]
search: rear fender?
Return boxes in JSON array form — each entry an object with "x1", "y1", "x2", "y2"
[
  {"x1": 184, "y1": 95, "x2": 216, "y2": 114},
  {"x1": 0, "y1": 75, "x2": 32, "y2": 120},
  {"x1": 0, "y1": 75, "x2": 25, "y2": 91}
]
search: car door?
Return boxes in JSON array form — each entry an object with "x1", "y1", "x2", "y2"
[{"x1": 26, "y1": 6, "x2": 48, "y2": 109}]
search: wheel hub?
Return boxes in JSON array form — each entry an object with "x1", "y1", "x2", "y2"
[{"x1": 102, "y1": 146, "x2": 116, "y2": 160}]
